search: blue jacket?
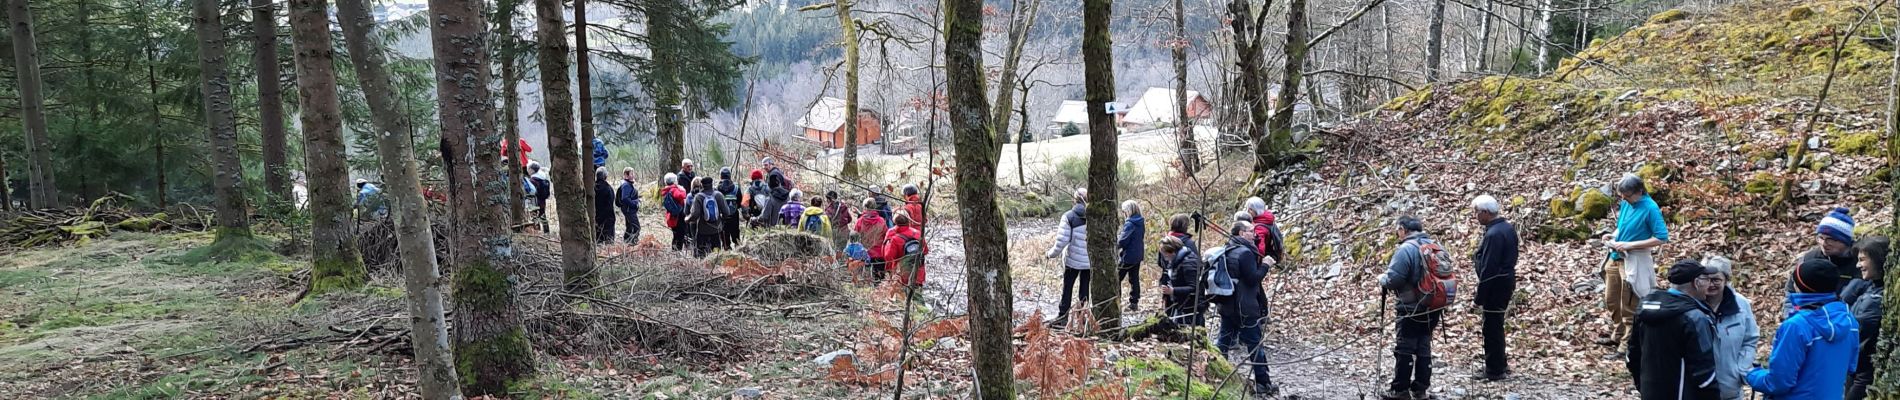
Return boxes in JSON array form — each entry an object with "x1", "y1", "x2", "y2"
[
  {"x1": 1381, "y1": 233, "x2": 1434, "y2": 308},
  {"x1": 1745, "y1": 293, "x2": 1859, "y2": 399},
  {"x1": 1610, "y1": 194, "x2": 1669, "y2": 261},
  {"x1": 1214, "y1": 236, "x2": 1268, "y2": 319},
  {"x1": 615, "y1": 180, "x2": 640, "y2": 213},
  {"x1": 591, "y1": 138, "x2": 609, "y2": 167},
  {"x1": 1117, "y1": 214, "x2": 1145, "y2": 266}
]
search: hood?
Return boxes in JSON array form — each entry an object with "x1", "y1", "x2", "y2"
[
  {"x1": 1636, "y1": 289, "x2": 1709, "y2": 322},
  {"x1": 906, "y1": 194, "x2": 921, "y2": 202},
  {"x1": 1790, "y1": 296, "x2": 1855, "y2": 342},
  {"x1": 1127, "y1": 214, "x2": 1145, "y2": 225},
  {"x1": 1714, "y1": 286, "x2": 1744, "y2": 317},
  {"x1": 1253, "y1": 211, "x2": 1275, "y2": 225},
  {"x1": 802, "y1": 207, "x2": 827, "y2": 217}
]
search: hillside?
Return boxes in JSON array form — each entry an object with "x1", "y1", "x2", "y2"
[{"x1": 1251, "y1": 0, "x2": 1893, "y2": 395}]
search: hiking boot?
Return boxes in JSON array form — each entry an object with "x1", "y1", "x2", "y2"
[
  {"x1": 1473, "y1": 371, "x2": 1511, "y2": 382},
  {"x1": 1410, "y1": 389, "x2": 1432, "y2": 400},
  {"x1": 1377, "y1": 389, "x2": 1412, "y2": 400},
  {"x1": 1602, "y1": 350, "x2": 1626, "y2": 361},
  {"x1": 1048, "y1": 316, "x2": 1069, "y2": 330},
  {"x1": 1251, "y1": 382, "x2": 1279, "y2": 398},
  {"x1": 1126, "y1": 302, "x2": 1139, "y2": 312}
]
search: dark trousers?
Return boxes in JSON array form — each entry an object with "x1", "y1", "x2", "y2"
[
  {"x1": 1057, "y1": 268, "x2": 1091, "y2": 319},
  {"x1": 621, "y1": 211, "x2": 640, "y2": 243},
  {"x1": 1847, "y1": 322, "x2": 1880, "y2": 400},
  {"x1": 1478, "y1": 276, "x2": 1515, "y2": 376},
  {"x1": 870, "y1": 258, "x2": 888, "y2": 282},
  {"x1": 671, "y1": 227, "x2": 687, "y2": 251},
  {"x1": 1118, "y1": 264, "x2": 1140, "y2": 305},
  {"x1": 594, "y1": 213, "x2": 615, "y2": 244},
  {"x1": 722, "y1": 218, "x2": 741, "y2": 249},
  {"x1": 1221, "y1": 314, "x2": 1273, "y2": 389},
  {"x1": 1390, "y1": 307, "x2": 1443, "y2": 393},
  {"x1": 694, "y1": 232, "x2": 719, "y2": 258}
]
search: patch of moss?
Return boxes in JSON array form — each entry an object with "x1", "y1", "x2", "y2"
[
  {"x1": 307, "y1": 256, "x2": 368, "y2": 297},
  {"x1": 1647, "y1": 9, "x2": 1687, "y2": 25},
  {"x1": 1283, "y1": 229, "x2": 1304, "y2": 262},
  {"x1": 457, "y1": 326, "x2": 535, "y2": 395},
  {"x1": 1637, "y1": 162, "x2": 1675, "y2": 183},
  {"x1": 113, "y1": 213, "x2": 168, "y2": 232},
  {"x1": 1829, "y1": 131, "x2": 1882, "y2": 156},
  {"x1": 1744, "y1": 172, "x2": 1780, "y2": 194},
  {"x1": 1113, "y1": 356, "x2": 1244, "y2": 399},
  {"x1": 1786, "y1": 5, "x2": 1814, "y2": 21}
]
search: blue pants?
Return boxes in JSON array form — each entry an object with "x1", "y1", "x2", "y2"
[{"x1": 1220, "y1": 314, "x2": 1273, "y2": 389}]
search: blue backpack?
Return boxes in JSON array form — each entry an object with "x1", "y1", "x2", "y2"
[
  {"x1": 1202, "y1": 245, "x2": 1238, "y2": 297},
  {"x1": 700, "y1": 193, "x2": 721, "y2": 222},
  {"x1": 802, "y1": 214, "x2": 825, "y2": 234}
]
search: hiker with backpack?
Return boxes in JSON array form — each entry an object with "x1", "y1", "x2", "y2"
[
  {"x1": 1600, "y1": 174, "x2": 1670, "y2": 355},
  {"x1": 529, "y1": 162, "x2": 553, "y2": 232},
  {"x1": 1045, "y1": 188, "x2": 1091, "y2": 329},
  {"x1": 856, "y1": 197, "x2": 891, "y2": 282},
  {"x1": 688, "y1": 177, "x2": 730, "y2": 257},
  {"x1": 1470, "y1": 195, "x2": 1520, "y2": 382},
  {"x1": 1378, "y1": 217, "x2": 1452, "y2": 400},
  {"x1": 1117, "y1": 200, "x2": 1146, "y2": 312},
  {"x1": 799, "y1": 196, "x2": 833, "y2": 237},
  {"x1": 592, "y1": 168, "x2": 617, "y2": 245},
  {"x1": 902, "y1": 184, "x2": 926, "y2": 227},
  {"x1": 745, "y1": 169, "x2": 776, "y2": 228},
  {"x1": 883, "y1": 212, "x2": 927, "y2": 287},
  {"x1": 615, "y1": 168, "x2": 642, "y2": 244},
  {"x1": 1212, "y1": 220, "x2": 1278, "y2": 396},
  {"x1": 779, "y1": 190, "x2": 808, "y2": 227},
  {"x1": 717, "y1": 167, "x2": 741, "y2": 249},
  {"x1": 1243, "y1": 197, "x2": 1285, "y2": 268},
  {"x1": 1628, "y1": 259, "x2": 1722, "y2": 400},
  {"x1": 660, "y1": 173, "x2": 689, "y2": 252}
]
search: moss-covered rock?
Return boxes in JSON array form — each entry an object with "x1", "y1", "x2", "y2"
[
  {"x1": 1744, "y1": 172, "x2": 1780, "y2": 194},
  {"x1": 1829, "y1": 131, "x2": 1882, "y2": 156},
  {"x1": 1647, "y1": 9, "x2": 1688, "y2": 25},
  {"x1": 1574, "y1": 188, "x2": 1617, "y2": 221},
  {"x1": 1550, "y1": 196, "x2": 1579, "y2": 219},
  {"x1": 1786, "y1": 5, "x2": 1814, "y2": 21},
  {"x1": 113, "y1": 213, "x2": 168, "y2": 232}
]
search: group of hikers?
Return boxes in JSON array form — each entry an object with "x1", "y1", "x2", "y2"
[{"x1": 1062, "y1": 174, "x2": 1879, "y2": 400}]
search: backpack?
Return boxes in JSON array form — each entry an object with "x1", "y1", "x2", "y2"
[
  {"x1": 896, "y1": 234, "x2": 924, "y2": 265},
  {"x1": 1202, "y1": 245, "x2": 1238, "y2": 297},
  {"x1": 699, "y1": 193, "x2": 721, "y2": 222},
  {"x1": 661, "y1": 187, "x2": 683, "y2": 216},
  {"x1": 802, "y1": 213, "x2": 825, "y2": 234},
  {"x1": 1410, "y1": 240, "x2": 1458, "y2": 310}
]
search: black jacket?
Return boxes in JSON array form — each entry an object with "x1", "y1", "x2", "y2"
[
  {"x1": 1843, "y1": 278, "x2": 1883, "y2": 382},
  {"x1": 1215, "y1": 236, "x2": 1269, "y2": 320},
  {"x1": 1473, "y1": 218, "x2": 1520, "y2": 309},
  {"x1": 593, "y1": 179, "x2": 617, "y2": 225},
  {"x1": 1799, "y1": 247, "x2": 1859, "y2": 297},
  {"x1": 716, "y1": 179, "x2": 740, "y2": 221},
  {"x1": 1158, "y1": 233, "x2": 1207, "y2": 327},
  {"x1": 1627, "y1": 289, "x2": 1720, "y2": 400},
  {"x1": 688, "y1": 189, "x2": 728, "y2": 234}
]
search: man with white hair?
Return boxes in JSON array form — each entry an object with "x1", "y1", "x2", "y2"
[
  {"x1": 1116, "y1": 200, "x2": 1146, "y2": 312},
  {"x1": 1045, "y1": 188, "x2": 1091, "y2": 329},
  {"x1": 659, "y1": 172, "x2": 689, "y2": 251},
  {"x1": 676, "y1": 159, "x2": 698, "y2": 191},
  {"x1": 1470, "y1": 194, "x2": 1520, "y2": 381}
]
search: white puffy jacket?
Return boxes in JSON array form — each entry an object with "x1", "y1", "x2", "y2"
[{"x1": 1046, "y1": 205, "x2": 1090, "y2": 270}]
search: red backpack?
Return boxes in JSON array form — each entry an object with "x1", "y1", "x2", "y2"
[{"x1": 1412, "y1": 240, "x2": 1458, "y2": 310}]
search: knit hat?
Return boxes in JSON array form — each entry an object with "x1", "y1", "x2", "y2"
[
  {"x1": 1817, "y1": 207, "x2": 1856, "y2": 246},
  {"x1": 1792, "y1": 255, "x2": 1841, "y2": 293},
  {"x1": 750, "y1": 169, "x2": 764, "y2": 181},
  {"x1": 720, "y1": 167, "x2": 732, "y2": 179},
  {"x1": 1667, "y1": 259, "x2": 1707, "y2": 285}
]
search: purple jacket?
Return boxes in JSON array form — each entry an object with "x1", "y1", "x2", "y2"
[{"x1": 779, "y1": 201, "x2": 807, "y2": 226}]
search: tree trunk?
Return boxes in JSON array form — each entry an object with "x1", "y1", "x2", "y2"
[
  {"x1": 1535, "y1": 0, "x2": 1551, "y2": 74},
  {"x1": 195, "y1": 0, "x2": 257, "y2": 242},
  {"x1": 1228, "y1": 0, "x2": 1272, "y2": 171},
  {"x1": 1477, "y1": 0, "x2": 1492, "y2": 72},
  {"x1": 146, "y1": 5, "x2": 166, "y2": 209},
  {"x1": 1083, "y1": 0, "x2": 1122, "y2": 334},
  {"x1": 426, "y1": 0, "x2": 536, "y2": 393},
  {"x1": 1381, "y1": 1, "x2": 1395, "y2": 98},
  {"x1": 1262, "y1": 0, "x2": 1307, "y2": 177},
  {"x1": 335, "y1": 0, "x2": 463, "y2": 396},
  {"x1": 1016, "y1": 83, "x2": 1031, "y2": 186},
  {"x1": 1172, "y1": 0, "x2": 1198, "y2": 175},
  {"x1": 576, "y1": 0, "x2": 597, "y2": 177},
  {"x1": 1425, "y1": 0, "x2": 1445, "y2": 83},
  {"x1": 990, "y1": 0, "x2": 1040, "y2": 161},
  {"x1": 647, "y1": 7, "x2": 683, "y2": 184},
  {"x1": 1877, "y1": 14, "x2": 1900, "y2": 399},
  {"x1": 498, "y1": 0, "x2": 526, "y2": 230},
  {"x1": 290, "y1": 0, "x2": 366, "y2": 295},
  {"x1": 837, "y1": 0, "x2": 861, "y2": 181},
  {"x1": 256, "y1": 0, "x2": 291, "y2": 204},
  {"x1": 540, "y1": 0, "x2": 597, "y2": 291},
  {"x1": 8, "y1": 0, "x2": 56, "y2": 209},
  {"x1": 945, "y1": 0, "x2": 1014, "y2": 395}
]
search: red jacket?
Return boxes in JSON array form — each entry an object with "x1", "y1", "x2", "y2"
[
  {"x1": 500, "y1": 139, "x2": 532, "y2": 167},
  {"x1": 904, "y1": 194, "x2": 926, "y2": 227},
  {"x1": 883, "y1": 224, "x2": 927, "y2": 286},
  {"x1": 662, "y1": 184, "x2": 688, "y2": 228},
  {"x1": 855, "y1": 211, "x2": 888, "y2": 258}
]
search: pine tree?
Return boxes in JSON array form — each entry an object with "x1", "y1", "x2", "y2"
[
  {"x1": 8, "y1": 0, "x2": 58, "y2": 209},
  {"x1": 255, "y1": 0, "x2": 291, "y2": 204},
  {"x1": 539, "y1": 0, "x2": 598, "y2": 291},
  {"x1": 334, "y1": 0, "x2": 462, "y2": 395},
  {"x1": 289, "y1": 0, "x2": 365, "y2": 295},
  {"x1": 1082, "y1": 0, "x2": 1121, "y2": 334},
  {"x1": 194, "y1": 0, "x2": 259, "y2": 245},
  {"x1": 425, "y1": 0, "x2": 536, "y2": 393}
]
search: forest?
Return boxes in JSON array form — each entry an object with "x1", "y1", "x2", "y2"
[{"x1": 3, "y1": 0, "x2": 1900, "y2": 398}]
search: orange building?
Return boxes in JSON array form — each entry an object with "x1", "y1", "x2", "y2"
[{"x1": 796, "y1": 97, "x2": 883, "y2": 149}]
